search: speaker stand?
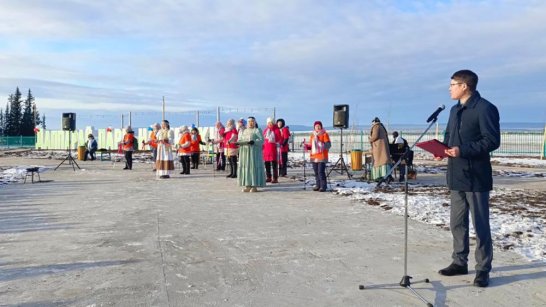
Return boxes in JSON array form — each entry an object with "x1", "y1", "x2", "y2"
[
  {"x1": 327, "y1": 128, "x2": 352, "y2": 180},
  {"x1": 54, "y1": 132, "x2": 81, "y2": 171}
]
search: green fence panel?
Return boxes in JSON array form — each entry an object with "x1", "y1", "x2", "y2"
[{"x1": 0, "y1": 136, "x2": 36, "y2": 149}]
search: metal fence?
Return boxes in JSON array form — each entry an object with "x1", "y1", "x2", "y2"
[
  {"x1": 0, "y1": 136, "x2": 36, "y2": 149},
  {"x1": 291, "y1": 129, "x2": 546, "y2": 158},
  {"x1": 2, "y1": 129, "x2": 545, "y2": 158}
]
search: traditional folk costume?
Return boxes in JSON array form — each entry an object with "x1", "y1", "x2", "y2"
[
  {"x1": 177, "y1": 126, "x2": 192, "y2": 175},
  {"x1": 276, "y1": 118, "x2": 290, "y2": 177},
  {"x1": 369, "y1": 118, "x2": 392, "y2": 181},
  {"x1": 156, "y1": 123, "x2": 175, "y2": 179},
  {"x1": 309, "y1": 121, "x2": 331, "y2": 192},
  {"x1": 262, "y1": 118, "x2": 282, "y2": 183},
  {"x1": 212, "y1": 122, "x2": 226, "y2": 171},
  {"x1": 237, "y1": 119, "x2": 265, "y2": 192},
  {"x1": 224, "y1": 119, "x2": 239, "y2": 178}
]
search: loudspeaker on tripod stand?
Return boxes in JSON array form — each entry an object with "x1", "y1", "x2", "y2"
[
  {"x1": 62, "y1": 113, "x2": 76, "y2": 131},
  {"x1": 333, "y1": 104, "x2": 349, "y2": 129}
]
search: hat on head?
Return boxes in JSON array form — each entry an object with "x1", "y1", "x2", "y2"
[
  {"x1": 267, "y1": 117, "x2": 274, "y2": 123},
  {"x1": 313, "y1": 121, "x2": 323, "y2": 128},
  {"x1": 179, "y1": 125, "x2": 188, "y2": 133},
  {"x1": 372, "y1": 117, "x2": 381, "y2": 123}
]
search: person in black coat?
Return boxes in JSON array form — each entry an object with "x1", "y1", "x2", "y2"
[{"x1": 437, "y1": 70, "x2": 500, "y2": 288}]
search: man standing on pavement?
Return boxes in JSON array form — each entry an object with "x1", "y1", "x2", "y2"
[{"x1": 437, "y1": 69, "x2": 500, "y2": 287}]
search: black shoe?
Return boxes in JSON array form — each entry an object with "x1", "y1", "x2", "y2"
[
  {"x1": 319, "y1": 188, "x2": 326, "y2": 192},
  {"x1": 226, "y1": 174, "x2": 233, "y2": 178},
  {"x1": 313, "y1": 186, "x2": 320, "y2": 191},
  {"x1": 438, "y1": 263, "x2": 468, "y2": 276},
  {"x1": 123, "y1": 167, "x2": 129, "y2": 170},
  {"x1": 473, "y1": 271, "x2": 489, "y2": 287}
]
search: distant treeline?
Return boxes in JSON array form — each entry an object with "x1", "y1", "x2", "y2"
[{"x1": 0, "y1": 87, "x2": 46, "y2": 136}]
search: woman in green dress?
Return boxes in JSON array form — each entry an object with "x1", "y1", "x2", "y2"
[{"x1": 237, "y1": 117, "x2": 266, "y2": 192}]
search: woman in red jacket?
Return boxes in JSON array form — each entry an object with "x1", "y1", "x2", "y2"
[
  {"x1": 276, "y1": 118, "x2": 291, "y2": 177},
  {"x1": 262, "y1": 117, "x2": 282, "y2": 183},
  {"x1": 224, "y1": 119, "x2": 239, "y2": 178}
]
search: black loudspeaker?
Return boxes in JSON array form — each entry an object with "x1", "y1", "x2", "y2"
[
  {"x1": 333, "y1": 104, "x2": 349, "y2": 128},
  {"x1": 62, "y1": 113, "x2": 76, "y2": 131}
]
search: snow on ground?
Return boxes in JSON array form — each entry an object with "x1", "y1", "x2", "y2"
[
  {"x1": 331, "y1": 180, "x2": 546, "y2": 262},
  {"x1": 492, "y1": 157, "x2": 546, "y2": 168},
  {"x1": 2, "y1": 150, "x2": 545, "y2": 263},
  {"x1": 0, "y1": 166, "x2": 53, "y2": 185}
]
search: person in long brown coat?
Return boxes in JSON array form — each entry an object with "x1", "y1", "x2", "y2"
[{"x1": 369, "y1": 117, "x2": 392, "y2": 181}]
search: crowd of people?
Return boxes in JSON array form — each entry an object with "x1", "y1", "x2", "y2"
[
  {"x1": 117, "y1": 117, "x2": 292, "y2": 191},
  {"x1": 109, "y1": 115, "x2": 414, "y2": 191}
]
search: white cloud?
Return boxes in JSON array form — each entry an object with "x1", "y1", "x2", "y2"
[{"x1": 1, "y1": 0, "x2": 546, "y2": 126}]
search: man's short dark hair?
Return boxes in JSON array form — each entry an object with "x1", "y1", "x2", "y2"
[{"x1": 451, "y1": 69, "x2": 478, "y2": 92}]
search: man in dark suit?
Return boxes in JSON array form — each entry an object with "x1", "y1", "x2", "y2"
[{"x1": 437, "y1": 70, "x2": 500, "y2": 287}]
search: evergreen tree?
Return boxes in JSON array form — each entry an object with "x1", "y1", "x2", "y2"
[
  {"x1": 7, "y1": 87, "x2": 23, "y2": 135},
  {"x1": 21, "y1": 89, "x2": 35, "y2": 136},
  {"x1": 41, "y1": 114, "x2": 47, "y2": 130},
  {"x1": 4, "y1": 100, "x2": 12, "y2": 136},
  {"x1": 0, "y1": 107, "x2": 4, "y2": 136}
]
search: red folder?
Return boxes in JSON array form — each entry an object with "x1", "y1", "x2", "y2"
[{"x1": 416, "y1": 139, "x2": 450, "y2": 158}]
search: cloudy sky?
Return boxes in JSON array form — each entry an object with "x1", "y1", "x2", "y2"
[{"x1": 1, "y1": 0, "x2": 545, "y2": 129}]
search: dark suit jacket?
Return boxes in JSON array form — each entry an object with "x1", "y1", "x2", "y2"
[{"x1": 444, "y1": 91, "x2": 500, "y2": 191}]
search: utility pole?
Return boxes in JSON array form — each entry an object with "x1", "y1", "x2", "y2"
[{"x1": 162, "y1": 96, "x2": 165, "y2": 122}]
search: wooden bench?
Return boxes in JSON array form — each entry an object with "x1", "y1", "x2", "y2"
[
  {"x1": 98, "y1": 148, "x2": 111, "y2": 161},
  {"x1": 24, "y1": 167, "x2": 41, "y2": 183}
]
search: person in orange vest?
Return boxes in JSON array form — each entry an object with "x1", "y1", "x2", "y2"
[
  {"x1": 177, "y1": 125, "x2": 192, "y2": 175},
  {"x1": 189, "y1": 127, "x2": 206, "y2": 169},
  {"x1": 308, "y1": 121, "x2": 331, "y2": 191},
  {"x1": 143, "y1": 123, "x2": 160, "y2": 171},
  {"x1": 121, "y1": 126, "x2": 135, "y2": 170}
]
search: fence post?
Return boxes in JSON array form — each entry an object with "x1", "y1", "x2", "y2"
[
  {"x1": 542, "y1": 125, "x2": 546, "y2": 160},
  {"x1": 540, "y1": 125, "x2": 546, "y2": 160}
]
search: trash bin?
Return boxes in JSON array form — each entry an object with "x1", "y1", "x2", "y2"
[
  {"x1": 78, "y1": 145, "x2": 86, "y2": 161},
  {"x1": 351, "y1": 149, "x2": 363, "y2": 171}
]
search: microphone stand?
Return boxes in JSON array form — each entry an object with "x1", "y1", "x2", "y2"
[
  {"x1": 359, "y1": 113, "x2": 441, "y2": 307},
  {"x1": 299, "y1": 141, "x2": 308, "y2": 190}
]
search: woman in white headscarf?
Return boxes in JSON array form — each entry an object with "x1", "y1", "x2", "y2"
[{"x1": 237, "y1": 117, "x2": 265, "y2": 192}]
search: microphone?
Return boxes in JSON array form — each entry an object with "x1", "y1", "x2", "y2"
[{"x1": 426, "y1": 105, "x2": 445, "y2": 123}]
